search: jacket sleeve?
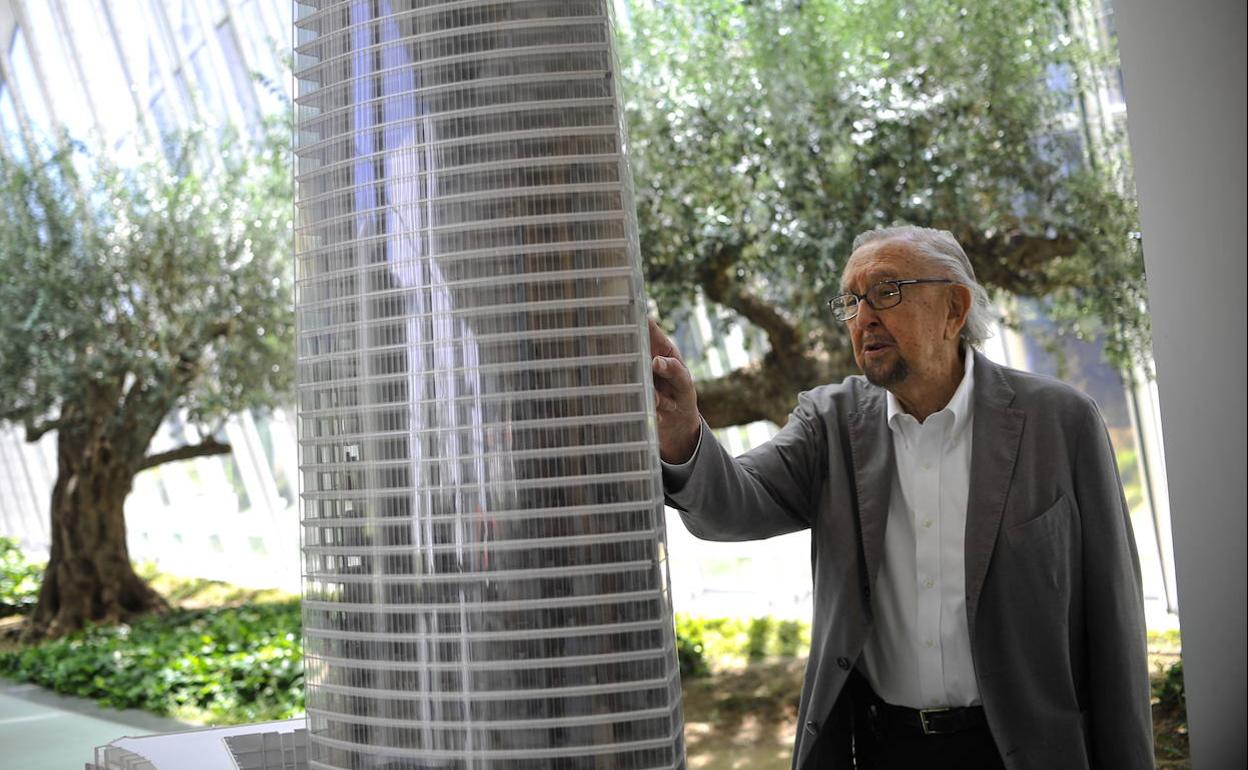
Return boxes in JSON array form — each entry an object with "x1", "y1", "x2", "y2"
[
  {"x1": 1073, "y1": 399, "x2": 1154, "y2": 769},
  {"x1": 664, "y1": 390, "x2": 827, "y2": 542}
]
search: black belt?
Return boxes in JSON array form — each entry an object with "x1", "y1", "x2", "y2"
[
  {"x1": 855, "y1": 676, "x2": 988, "y2": 736},
  {"x1": 872, "y1": 700, "x2": 989, "y2": 735}
]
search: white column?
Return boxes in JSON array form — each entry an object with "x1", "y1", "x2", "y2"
[{"x1": 1114, "y1": 0, "x2": 1246, "y2": 765}]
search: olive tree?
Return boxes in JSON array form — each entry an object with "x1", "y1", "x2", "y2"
[
  {"x1": 0, "y1": 127, "x2": 293, "y2": 639},
  {"x1": 620, "y1": 0, "x2": 1147, "y2": 426}
]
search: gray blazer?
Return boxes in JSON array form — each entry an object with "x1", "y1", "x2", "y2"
[{"x1": 665, "y1": 351, "x2": 1153, "y2": 770}]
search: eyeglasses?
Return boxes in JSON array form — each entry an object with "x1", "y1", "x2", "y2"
[{"x1": 828, "y1": 278, "x2": 953, "y2": 321}]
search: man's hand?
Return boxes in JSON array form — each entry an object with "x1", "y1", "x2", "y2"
[{"x1": 648, "y1": 317, "x2": 702, "y2": 464}]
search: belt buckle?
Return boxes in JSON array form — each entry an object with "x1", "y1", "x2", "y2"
[{"x1": 919, "y1": 707, "x2": 953, "y2": 735}]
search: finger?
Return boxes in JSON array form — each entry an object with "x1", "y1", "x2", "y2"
[
  {"x1": 651, "y1": 355, "x2": 686, "y2": 383},
  {"x1": 651, "y1": 356, "x2": 695, "y2": 410},
  {"x1": 656, "y1": 355, "x2": 695, "y2": 393},
  {"x1": 647, "y1": 317, "x2": 681, "y2": 360}
]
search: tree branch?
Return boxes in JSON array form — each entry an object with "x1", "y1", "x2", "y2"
[
  {"x1": 23, "y1": 415, "x2": 64, "y2": 443},
  {"x1": 953, "y1": 226, "x2": 1079, "y2": 295},
  {"x1": 695, "y1": 347, "x2": 849, "y2": 429},
  {"x1": 690, "y1": 244, "x2": 859, "y2": 428},
  {"x1": 137, "y1": 438, "x2": 231, "y2": 472},
  {"x1": 696, "y1": 364, "x2": 784, "y2": 427},
  {"x1": 698, "y1": 245, "x2": 804, "y2": 361}
]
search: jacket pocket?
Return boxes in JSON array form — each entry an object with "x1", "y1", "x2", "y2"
[
  {"x1": 1005, "y1": 494, "x2": 1070, "y2": 548},
  {"x1": 1000, "y1": 494, "x2": 1075, "y2": 615}
]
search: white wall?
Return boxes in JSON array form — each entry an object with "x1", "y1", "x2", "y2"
[{"x1": 1114, "y1": 0, "x2": 1247, "y2": 766}]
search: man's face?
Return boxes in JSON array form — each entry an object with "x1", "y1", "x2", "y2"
[{"x1": 840, "y1": 240, "x2": 957, "y2": 389}]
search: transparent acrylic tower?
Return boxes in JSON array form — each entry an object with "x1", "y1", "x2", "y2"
[{"x1": 293, "y1": 2, "x2": 685, "y2": 768}]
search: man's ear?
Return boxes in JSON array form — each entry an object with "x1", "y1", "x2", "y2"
[{"x1": 945, "y1": 284, "x2": 972, "y2": 340}]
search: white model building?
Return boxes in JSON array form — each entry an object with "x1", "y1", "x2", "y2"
[{"x1": 291, "y1": 0, "x2": 686, "y2": 768}]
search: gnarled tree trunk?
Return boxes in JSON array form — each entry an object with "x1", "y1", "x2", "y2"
[{"x1": 26, "y1": 428, "x2": 168, "y2": 640}]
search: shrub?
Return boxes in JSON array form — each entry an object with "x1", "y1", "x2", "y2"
[
  {"x1": 745, "y1": 617, "x2": 772, "y2": 661},
  {"x1": 775, "y1": 620, "x2": 807, "y2": 658},
  {"x1": 675, "y1": 613, "x2": 810, "y2": 674},
  {"x1": 0, "y1": 600, "x2": 303, "y2": 724},
  {"x1": 2, "y1": 597, "x2": 811, "y2": 721},
  {"x1": 675, "y1": 614, "x2": 712, "y2": 678},
  {"x1": 0, "y1": 536, "x2": 43, "y2": 615},
  {"x1": 1152, "y1": 660, "x2": 1185, "y2": 714}
]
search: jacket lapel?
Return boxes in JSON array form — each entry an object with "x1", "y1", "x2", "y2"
[
  {"x1": 964, "y1": 352, "x2": 1025, "y2": 638},
  {"x1": 848, "y1": 386, "x2": 893, "y2": 601}
]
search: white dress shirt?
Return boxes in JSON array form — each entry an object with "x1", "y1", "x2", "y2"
[
  {"x1": 860, "y1": 349, "x2": 979, "y2": 708},
  {"x1": 661, "y1": 350, "x2": 980, "y2": 709}
]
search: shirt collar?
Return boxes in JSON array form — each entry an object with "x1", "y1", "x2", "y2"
[{"x1": 886, "y1": 347, "x2": 976, "y2": 434}]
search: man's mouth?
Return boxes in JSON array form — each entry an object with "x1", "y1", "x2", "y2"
[{"x1": 863, "y1": 341, "x2": 892, "y2": 354}]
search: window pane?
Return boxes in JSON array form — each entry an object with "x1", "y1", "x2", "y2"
[
  {"x1": 8, "y1": 32, "x2": 54, "y2": 148},
  {"x1": 173, "y1": 0, "x2": 204, "y2": 49},
  {"x1": 273, "y1": 0, "x2": 293, "y2": 38},
  {"x1": 173, "y1": 69, "x2": 194, "y2": 123},
  {"x1": 63, "y1": 0, "x2": 137, "y2": 145},
  {"x1": 149, "y1": 89, "x2": 179, "y2": 162},
  {"x1": 22, "y1": 0, "x2": 95, "y2": 141},
  {"x1": 196, "y1": 0, "x2": 229, "y2": 25},
  {"x1": 189, "y1": 45, "x2": 228, "y2": 126},
  {"x1": 108, "y1": 0, "x2": 157, "y2": 96},
  {"x1": 237, "y1": 0, "x2": 282, "y2": 93},
  {"x1": 216, "y1": 20, "x2": 261, "y2": 126},
  {"x1": 0, "y1": 86, "x2": 27, "y2": 161}
]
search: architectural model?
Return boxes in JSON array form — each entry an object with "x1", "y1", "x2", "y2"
[{"x1": 292, "y1": 0, "x2": 686, "y2": 767}]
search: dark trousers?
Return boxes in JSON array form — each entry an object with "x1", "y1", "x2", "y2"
[{"x1": 849, "y1": 674, "x2": 1006, "y2": 770}]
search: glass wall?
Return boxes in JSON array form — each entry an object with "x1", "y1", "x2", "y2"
[{"x1": 0, "y1": 0, "x2": 1175, "y2": 631}]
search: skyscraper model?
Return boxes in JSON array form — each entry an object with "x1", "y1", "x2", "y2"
[{"x1": 293, "y1": 1, "x2": 686, "y2": 768}]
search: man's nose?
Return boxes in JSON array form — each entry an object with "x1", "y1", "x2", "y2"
[{"x1": 853, "y1": 299, "x2": 882, "y2": 329}]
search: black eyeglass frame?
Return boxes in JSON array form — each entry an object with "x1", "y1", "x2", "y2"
[{"x1": 828, "y1": 278, "x2": 954, "y2": 322}]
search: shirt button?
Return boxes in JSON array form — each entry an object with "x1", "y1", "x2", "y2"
[
  {"x1": 921, "y1": 462, "x2": 932, "y2": 471},
  {"x1": 924, "y1": 579, "x2": 935, "y2": 589},
  {"x1": 923, "y1": 519, "x2": 933, "y2": 529},
  {"x1": 932, "y1": 698, "x2": 942, "y2": 706},
  {"x1": 836, "y1": 656, "x2": 851, "y2": 670},
  {"x1": 925, "y1": 639, "x2": 935, "y2": 648}
]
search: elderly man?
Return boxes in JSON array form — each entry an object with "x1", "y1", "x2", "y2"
[{"x1": 650, "y1": 226, "x2": 1152, "y2": 769}]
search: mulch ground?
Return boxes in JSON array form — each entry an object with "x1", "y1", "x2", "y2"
[{"x1": 683, "y1": 653, "x2": 1188, "y2": 770}]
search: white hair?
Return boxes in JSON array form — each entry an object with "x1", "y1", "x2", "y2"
[{"x1": 850, "y1": 225, "x2": 994, "y2": 348}]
